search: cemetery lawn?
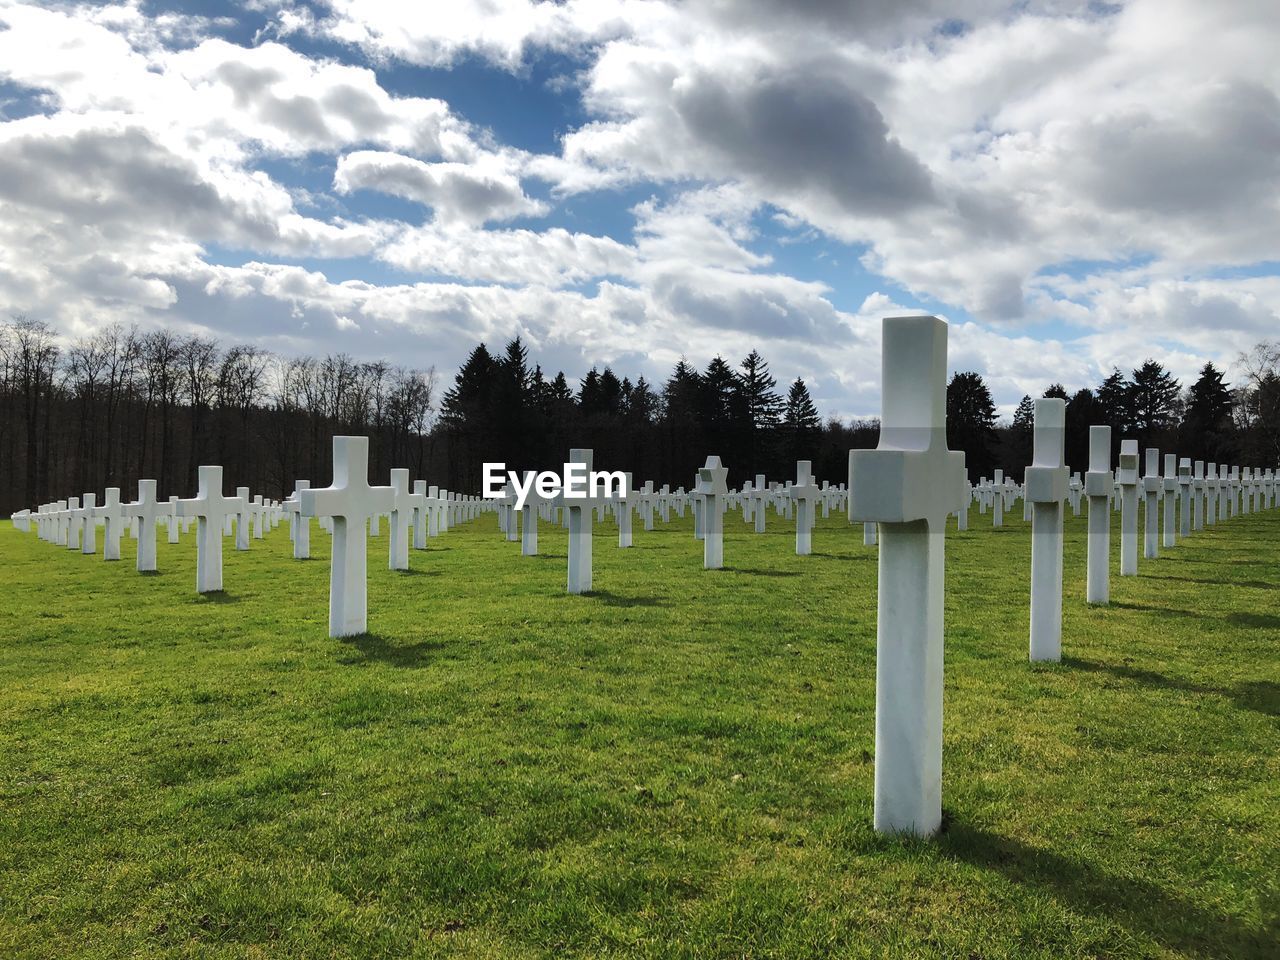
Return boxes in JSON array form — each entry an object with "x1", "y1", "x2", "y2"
[{"x1": 0, "y1": 511, "x2": 1277, "y2": 960}]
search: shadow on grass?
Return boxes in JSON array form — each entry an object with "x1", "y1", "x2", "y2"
[
  {"x1": 941, "y1": 821, "x2": 1275, "y2": 958},
  {"x1": 1145, "y1": 573, "x2": 1274, "y2": 590},
  {"x1": 724, "y1": 567, "x2": 801, "y2": 578},
  {"x1": 1064, "y1": 657, "x2": 1279, "y2": 719},
  {"x1": 586, "y1": 589, "x2": 668, "y2": 608},
  {"x1": 1225, "y1": 611, "x2": 1280, "y2": 630},
  {"x1": 395, "y1": 568, "x2": 442, "y2": 577},
  {"x1": 194, "y1": 591, "x2": 238, "y2": 604},
  {"x1": 1108, "y1": 601, "x2": 1201, "y2": 619},
  {"x1": 338, "y1": 632, "x2": 444, "y2": 668}
]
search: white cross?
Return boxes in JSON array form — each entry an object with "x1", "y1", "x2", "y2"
[
  {"x1": 77, "y1": 493, "x2": 98, "y2": 554},
  {"x1": 748, "y1": 474, "x2": 768, "y2": 533},
  {"x1": 1026, "y1": 398, "x2": 1067, "y2": 661},
  {"x1": 408, "y1": 480, "x2": 428, "y2": 550},
  {"x1": 616, "y1": 472, "x2": 635, "y2": 548},
  {"x1": 519, "y1": 470, "x2": 548, "y2": 556},
  {"x1": 94, "y1": 487, "x2": 124, "y2": 561},
  {"x1": 789, "y1": 460, "x2": 819, "y2": 556},
  {"x1": 301, "y1": 436, "x2": 395, "y2": 637},
  {"x1": 848, "y1": 315, "x2": 966, "y2": 837},
  {"x1": 234, "y1": 486, "x2": 252, "y2": 551},
  {"x1": 166, "y1": 496, "x2": 181, "y2": 544},
  {"x1": 177, "y1": 466, "x2": 245, "y2": 593},
  {"x1": 388, "y1": 468, "x2": 412, "y2": 571},
  {"x1": 289, "y1": 480, "x2": 312, "y2": 558},
  {"x1": 696, "y1": 456, "x2": 729, "y2": 569},
  {"x1": 566, "y1": 448, "x2": 594, "y2": 594},
  {"x1": 1162, "y1": 453, "x2": 1178, "y2": 548},
  {"x1": 1117, "y1": 440, "x2": 1140, "y2": 576},
  {"x1": 124, "y1": 479, "x2": 164, "y2": 573},
  {"x1": 1083, "y1": 427, "x2": 1112, "y2": 604},
  {"x1": 1178, "y1": 458, "x2": 1193, "y2": 535},
  {"x1": 64, "y1": 496, "x2": 82, "y2": 550},
  {"x1": 1142, "y1": 449, "x2": 1160, "y2": 561}
]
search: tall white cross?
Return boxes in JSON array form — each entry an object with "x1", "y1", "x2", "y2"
[
  {"x1": 95, "y1": 487, "x2": 124, "y2": 561},
  {"x1": 166, "y1": 495, "x2": 181, "y2": 544},
  {"x1": 1178, "y1": 458, "x2": 1193, "y2": 536},
  {"x1": 1205, "y1": 463, "x2": 1219, "y2": 526},
  {"x1": 748, "y1": 474, "x2": 768, "y2": 533},
  {"x1": 1161, "y1": 454, "x2": 1178, "y2": 548},
  {"x1": 1142, "y1": 449, "x2": 1160, "y2": 560},
  {"x1": 566, "y1": 448, "x2": 594, "y2": 594},
  {"x1": 65, "y1": 496, "x2": 82, "y2": 551},
  {"x1": 388, "y1": 468, "x2": 412, "y2": 571},
  {"x1": 1084, "y1": 429, "x2": 1114, "y2": 603},
  {"x1": 235, "y1": 486, "x2": 252, "y2": 551},
  {"x1": 177, "y1": 466, "x2": 245, "y2": 593},
  {"x1": 696, "y1": 456, "x2": 729, "y2": 569},
  {"x1": 1192, "y1": 461, "x2": 1206, "y2": 530},
  {"x1": 520, "y1": 471, "x2": 545, "y2": 556},
  {"x1": 1026, "y1": 398, "x2": 1067, "y2": 662},
  {"x1": 991, "y1": 469, "x2": 1006, "y2": 528},
  {"x1": 616, "y1": 472, "x2": 635, "y2": 548},
  {"x1": 301, "y1": 436, "x2": 395, "y2": 637},
  {"x1": 1117, "y1": 440, "x2": 1139, "y2": 576},
  {"x1": 848, "y1": 315, "x2": 966, "y2": 837},
  {"x1": 290, "y1": 480, "x2": 312, "y2": 559},
  {"x1": 409, "y1": 480, "x2": 428, "y2": 550},
  {"x1": 78, "y1": 493, "x2": 98, "y2": 555},
  {"x1": 124, "y1": 479, "x2": 164, "y2": 573},
  {"x1": 789, "y1": 460, "x2": 819, "y2": 556}
]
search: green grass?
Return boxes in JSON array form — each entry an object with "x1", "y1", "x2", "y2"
[{"x1": 0, "y1": 502, "x2": 1276, "y2": 959}]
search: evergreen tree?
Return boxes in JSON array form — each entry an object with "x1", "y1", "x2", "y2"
[
  {"x1": 700, "y1": 356, "x2": 741, "y2": 431},
  {"x1": 739, "y1": 349, "x2": 782, "y2": 474},
  {"x1": 439, "y1": 343, "x2": 499, "y2": 487},
  {"x1": 1096, "y1": 367, "x2": 1132, "y2": 434},
  {"x1": 1129, "y1": 359, "x2": 1181, "y2": 437},
  {"x1": 1007, "y1": 394, "x2": 1036, "y2": 477},
  {"x1": 784, "y1": 378, "x2": 820, "y2": 431},
  {"x1": 1180, "y1": 362, "x2": 1235, "y2": 462},
  {"x1": 946, "y1": 371, "x2": 998, "y2": 480},
  {"x1": 1045, "y1": 383, "x2": 1069, "y2": 400},
  {"x1": 1065, "y1": 387, "x2": 1101, "y2": 474}
]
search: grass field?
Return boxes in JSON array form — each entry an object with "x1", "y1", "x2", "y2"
[{"x1": 0, "y1": 501, "x2": 1276, "y2": 959}]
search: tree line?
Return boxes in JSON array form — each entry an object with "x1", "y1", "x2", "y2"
[{"x1": 1, "y1": 314, "x2": 1276, "y2": 514}]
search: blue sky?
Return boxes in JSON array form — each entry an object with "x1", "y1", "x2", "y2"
[{"x1": 0, "y1": 0, "x2": 1277, "y2": 418}]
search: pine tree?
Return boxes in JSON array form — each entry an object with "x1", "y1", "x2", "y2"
[
  {"x1": 1129, "y1": 360, "x2": 1181, "y2": 435},
  {"x1": 737, "y1": 349, "x2": 782, "y2": 473},
  {"x1": 739, "y1": 350, "x2": 782, "y2": 429},
  {"x1": 946, "y1": 371, "x2": 998, "y2": 479},
  {"x1": 778, "y1": 378, "x2": 819, "y2": 460},
  {"x1": 1180, "y1": 362, "x2": 1235, "y2": 461},
  {"x1": 1096, "y1": 367, "x2": 1132, "y2": 434}
]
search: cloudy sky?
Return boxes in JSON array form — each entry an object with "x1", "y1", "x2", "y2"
[{"x1": 1, "y1": 0, "x2": 1277, "y2": 418}]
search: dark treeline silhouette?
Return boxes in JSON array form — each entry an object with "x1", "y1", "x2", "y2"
[
  {"x1": 1, "y1": 315, "x2": 1277, "y2": 513},
  {"x1": 437, "y1": 339, "x2": 875, "y2": 492},
  {"x1": 0, "y1": 316, "x2": 437, "y2": 515}
]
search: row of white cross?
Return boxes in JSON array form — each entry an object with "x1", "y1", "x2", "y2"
[{"x1": 9, "y1": 316, "x2": 1278, "y2": 843}]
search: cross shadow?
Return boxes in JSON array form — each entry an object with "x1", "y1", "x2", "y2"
[
  {"x1": 586, "y1": 589, "x2": 667, "y2": 608},
  {"x1": 1064, "y1": 657, "x2": 1279, "y2": 720},
  {"x1": 724, "y1": 567, "x2": 801, "y2": 578},
  {"x1": 139, "y1": 570, "x2": 162, "y2": 577},
  {"x1": 1225, "y1": 611, "x2": 1280, "y2": 630},
  {"x1": 1107, "y1": 601, "x2": 1202, "y2": 619},
  {"x1": 941, "y1": 821, "x2": 1275, "y2": 958},
  {"x1": 1145, "y1": 574, "x2": 1273, "y2": 590},
  {"x1": 395, "y1": 568, "x2": 442, "y2": 577},
  {"x1": 195, "y1": 591, "x2": 238, "y2": 604},
  {"x1": 337, "y1": 633, "x2": 443, "y2": 668}
]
